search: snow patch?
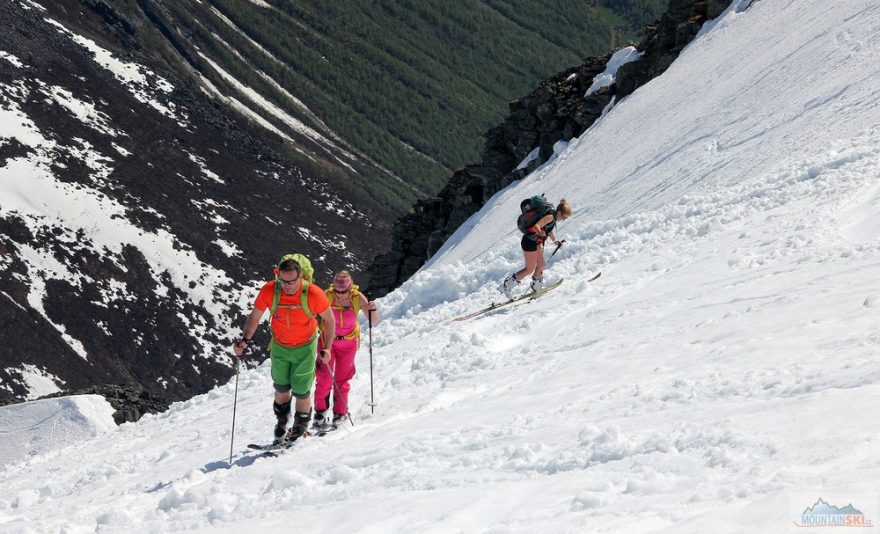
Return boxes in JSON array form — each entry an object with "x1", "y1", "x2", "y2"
[
  {"x1": 0, "y1": 50, "x2": 24, "y2": 68},
  {"x1": 44, "y1": 18, "x2": 178, "y2": 119},
  {"x1": 4, "y1": 364, "x2": 63, "y2": 401},
  {"x1": 40, "y1": 84, "x2": 123, "y2": 137},
  {"x1": 585, "y1": 46, "x2": 642, "y2": 97}
]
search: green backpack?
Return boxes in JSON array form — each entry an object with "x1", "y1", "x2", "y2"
[{"x1": 276, "y1": 253, "x2": 314, "y2": 282}]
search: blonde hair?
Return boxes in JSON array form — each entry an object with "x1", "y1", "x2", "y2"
[
  {"x1": 334, "y1": 270, "x2": 352, "y2": 281},
  {"x1": 557, "y1": 198, "x2": 572, "y2": 218}
]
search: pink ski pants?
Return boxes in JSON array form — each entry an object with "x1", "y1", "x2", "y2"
[{"x1": 315, "y1": 337, "x2": 358, "y2": 415}]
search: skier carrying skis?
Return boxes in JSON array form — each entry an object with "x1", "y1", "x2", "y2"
[
  {"x1": 313, "y1": 271, "x2": 379, "y2": 431},
  {"x1": 500, "y1": 197, "x2": 572, "y2": 298},
  {"x1": 232, "y1": 255, "x2": 335, "y2": 442}
]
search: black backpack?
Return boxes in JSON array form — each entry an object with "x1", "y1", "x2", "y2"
[{"x1": 516, "y1": 195, "x2": 555, "y2": 233}]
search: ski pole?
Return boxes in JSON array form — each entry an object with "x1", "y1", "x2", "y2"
[
  {"x1": 228, "y1": 357, "x2": 241, "y2": 466},
  {"x1": 368, "y1": 310, "x2": 375, "y2": 414}
]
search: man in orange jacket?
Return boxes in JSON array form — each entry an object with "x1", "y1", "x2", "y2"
[{"x1": 233, "y1": 256, "x2": 335, "y2": 442}]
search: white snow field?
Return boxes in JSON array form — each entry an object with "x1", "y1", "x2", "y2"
[{"x1": 2, "y1": 0, "x2": 880, "y2": 532}]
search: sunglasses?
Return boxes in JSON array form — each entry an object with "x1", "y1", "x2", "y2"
[{"x1": 279, "y1": 275, "x2": 300, "y2": 286}]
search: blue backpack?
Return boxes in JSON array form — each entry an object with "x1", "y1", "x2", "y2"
[{"x1": 516, "y1": 195, "x2": 555, "y2": 233}]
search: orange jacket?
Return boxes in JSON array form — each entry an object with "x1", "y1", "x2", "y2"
[{"x1": 255, "y1": 280, "x2": 330, "y2": 347}]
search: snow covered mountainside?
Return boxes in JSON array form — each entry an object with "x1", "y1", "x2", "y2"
[{"x1": 2, "y1": 0, "x2": 880, "y2": 532}]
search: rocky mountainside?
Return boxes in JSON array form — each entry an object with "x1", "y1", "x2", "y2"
[
  {"x1": 0, "y1": 0, "x2": 385, "y2": 405},
  {"x1": 368, "y1": 0, "x2": 738, "y2": 295}
]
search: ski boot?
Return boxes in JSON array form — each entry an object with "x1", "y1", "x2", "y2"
[
  {"x1": 529, "y1": 274, "x2": 544, "y2": 292},
  {"x1": 272, "y1": 400, "x2": 291, "y2": 444},
  {"x1": 313, "y1": 410, "x2": 331, "y2": 432},
  {"x1": 283, "y1": 410, "x2": 311, "y2": 445},
  {"x1": 498, "y1": 273, "x2": 519, "y2": 299}
]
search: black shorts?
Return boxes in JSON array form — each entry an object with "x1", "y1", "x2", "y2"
[{"x1": 521, "y1": 234, "x2": 543, "y2": 252}]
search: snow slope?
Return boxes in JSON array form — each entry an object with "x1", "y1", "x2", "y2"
[
  {"x1": 0, "y1": 395, "x2": 116, "y2": 467},
  {"x1": 2, "y1": 0, "x2": 879, "y2": 532}
]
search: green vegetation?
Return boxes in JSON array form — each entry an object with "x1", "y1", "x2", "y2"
[{"x1": 165, "y1": 0, "x2": 665, "y2": 211}]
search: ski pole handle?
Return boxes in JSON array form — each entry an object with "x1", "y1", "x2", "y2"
[
  {"x1": 551, "y1": 239, "x2": 566, "y2": 257},
  {"x1": 233, "y1": 337, "x2": 252, "y2": 358}
]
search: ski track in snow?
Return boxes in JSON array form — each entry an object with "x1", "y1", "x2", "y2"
[{"x1": 2, "y1": 0, "x2": 880, "y2": 532}]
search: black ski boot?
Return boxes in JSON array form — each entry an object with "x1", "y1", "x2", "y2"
[
  {"x1": 273, "y1": 400, "x2": 291, "y2": 444},
  {"x1": 284, "y1": 410, "x2": 311, "y2": 443},
  {"x1": 313, "y1": 410, "x2": 330, "y2": 431}
]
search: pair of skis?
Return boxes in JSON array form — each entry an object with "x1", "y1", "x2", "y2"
[
  {"x1": 246, "y1": 432, "x2": 309, "y2": 457},
  {"x1": 246, "y1": 421, "x2": 343, "y2": 457},
  {"x1": 450, "y1": 272, "x2": 601, "y2": 322}
]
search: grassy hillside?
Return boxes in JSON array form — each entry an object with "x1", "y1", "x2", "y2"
[{"x1": 160, "y1": 0, "x2": 664, "y2": 211}]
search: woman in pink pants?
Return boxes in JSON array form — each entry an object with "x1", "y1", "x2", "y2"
[{"x1": 314, "y1": 271, "x2": 380, "y2": 430}]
